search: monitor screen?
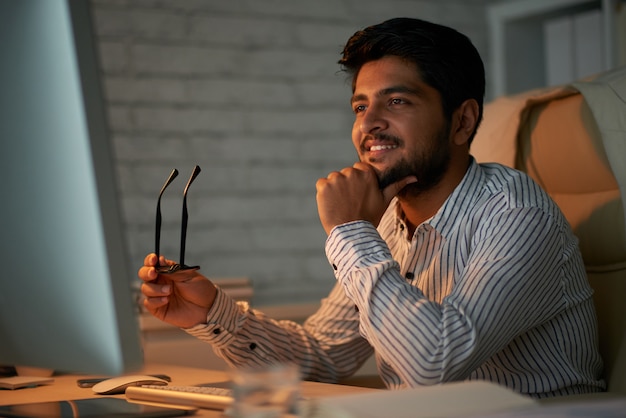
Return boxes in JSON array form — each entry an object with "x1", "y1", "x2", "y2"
[{"x1": 0, "y1": 0, "x2": 143, "y2": 375}]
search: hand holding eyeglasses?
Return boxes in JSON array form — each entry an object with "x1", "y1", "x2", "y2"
[
  {"x1": 139, "y1": 253, "x2": 218, "y2": 329},
  {"x1": 139, "y1": 165, "x2": 218, "y2": 328}
]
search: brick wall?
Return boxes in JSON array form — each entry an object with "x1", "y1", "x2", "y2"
[{"x1": 90, "y1": 0, "x2": 490, "y2": 306}]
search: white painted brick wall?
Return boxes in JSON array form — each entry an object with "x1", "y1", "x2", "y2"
[{"x1": 90, "y1": 0, "x2": 490, "y2": 306}]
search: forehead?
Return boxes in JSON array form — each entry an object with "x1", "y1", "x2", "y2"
[
  {"x1": 352, "y1": 56, "x2": 425, "y2": 94},
  {"x1": 351, "y1": 56, "x2": 436, "y2": 101}
]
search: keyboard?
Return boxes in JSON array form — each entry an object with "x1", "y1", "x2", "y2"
[{"x1": 125, "y1": 384, "x2": 233, "y2": 410}]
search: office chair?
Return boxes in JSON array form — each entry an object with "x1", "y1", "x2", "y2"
[{"x1": 472, "y1": 66, "x2": 626, "y2": 395}]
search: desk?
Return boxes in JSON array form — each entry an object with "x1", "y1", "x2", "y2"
[
  {"x1": 4, "y1": 365, "x2": 625, "y2": 418},
  {"x1": 0, "y1": 364, "x2": 377, "y2": 417}
]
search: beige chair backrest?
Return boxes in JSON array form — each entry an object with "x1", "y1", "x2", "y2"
[{"x1": 472, "y1": 75, "x2": 626, "y2": 394}]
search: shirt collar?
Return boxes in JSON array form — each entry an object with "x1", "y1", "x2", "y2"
[{"x1": 392, "y1": 157, "x2": 485, "y2": 238}]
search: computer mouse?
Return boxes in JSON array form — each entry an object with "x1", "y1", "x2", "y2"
[{"x1": 92, "y1": 374, "x2": 169, "y2": 395}]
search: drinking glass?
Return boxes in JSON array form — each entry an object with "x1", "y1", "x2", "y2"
[{"x1": 230, "y1": 363, "x2": 300, "y2": 418}]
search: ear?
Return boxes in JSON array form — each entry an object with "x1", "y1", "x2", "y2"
[{"x1": 451, "y1": 99, "x2": 479, "y2": 146}]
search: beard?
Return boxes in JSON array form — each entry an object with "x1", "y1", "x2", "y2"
[{"x1": 369, "y1": 123, "x2": 452, "y2": 196}]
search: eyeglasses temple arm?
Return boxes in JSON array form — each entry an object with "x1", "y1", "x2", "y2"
[
  {"x1": 155, "y1": 168, "x2": 179, "y2": 268},
  {"x1": 179, "y1": 165, "x2": 201, "y2": 267}
]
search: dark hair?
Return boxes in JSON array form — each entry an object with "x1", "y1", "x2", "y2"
[{"x1": 339, "y1": 17, "x2": 485, "y2": 143}]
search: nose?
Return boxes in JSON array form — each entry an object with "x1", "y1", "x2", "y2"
[{"x1": 359, "y1": 105, "x2": 387, "y2": 134}]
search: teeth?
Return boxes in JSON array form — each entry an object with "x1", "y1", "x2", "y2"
[{"x1": 370, "y1": 144, "x2": 397, "y2": 151}]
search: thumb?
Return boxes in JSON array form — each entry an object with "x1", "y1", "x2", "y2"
[{"x1": 382, "y1": 176, "x2": 417, "y2": 204}]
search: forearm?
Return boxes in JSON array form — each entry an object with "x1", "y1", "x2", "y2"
[
  {"x1": 184, "y1": 288, "x2": 371, "y2": 382},
  {"x1": 326, "y1": 221, "x2": 469, "y2": 385}
]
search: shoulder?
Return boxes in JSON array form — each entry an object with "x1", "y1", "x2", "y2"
[{"x1": 477, "y1": 162, "x2": 557, "y2": 213}]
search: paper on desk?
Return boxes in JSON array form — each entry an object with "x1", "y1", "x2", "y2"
[
  {"x1": 0, "y1": 376, "x2": 54, "y2": 390},
  {"x1": 317, "y1": 380, "x2": 537, "y2": 418},
  {"x1": 470, "y1": 397, "x2": 626, "y2": 418}
]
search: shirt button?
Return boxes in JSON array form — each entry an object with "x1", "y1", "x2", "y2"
[
  {"x1": 213, "y1": 328, "x2": 221, "y2": 335},
  {"x1": 405, "y1": 272, "x2": 414, "y2": 280},
  {"x1": 249, "y1": 342, "x2": 257, "y2": 350}
]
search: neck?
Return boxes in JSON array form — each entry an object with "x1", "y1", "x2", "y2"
[{"x1": 398, "y1": 155, "x2": 471, "y2": 235}]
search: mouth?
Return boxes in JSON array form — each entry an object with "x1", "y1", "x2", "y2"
[
  {"x1": 362, "y1": 135, "x2": 401, "y2": 157},
  {"x1": 368, "y1": 144, "x2": 398, "y2": 152}
]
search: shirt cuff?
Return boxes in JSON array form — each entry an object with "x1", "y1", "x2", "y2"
[
  {"x1": 184, "y1": 287, "x2": 246, "y2": 349},
  {"x1": 325, "y1": 220, "x2": 395, "y2": 280}
]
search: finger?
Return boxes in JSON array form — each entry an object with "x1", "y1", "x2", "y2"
[
  {"x1": 351, "y1": 162, "x2": 380, "y2": 185},
  {"x1": 141, "y1": 282, "x2": 171, "y2": 298},
  {"x1": 340, "y1": 163, "x2": 371, "y2": 177},
  {"x1": 166, "y1": 268, "x2": 203, "y2": 284},
  {"x1": 143, "y1": 295, "x2": 169, "y2": 311},
  {"x1": 144, "y1": 253, "x2": 158, "y2": 266},
  {"x1": 145, "y1": 252, "x2": 176, "y2": 267},
  {"x1": 352, "y1": 161, "x2": 374, "y2": 172},
  {"x1": 382, "y1": 176, "x2": 418, "y2": 204},
  {"x1": 159, "y1": 255, "x2": 177, "y2": 267},
  {"x1": 138, "y1": 265, "x2": 158, "y2": 282},
  {"x1": 325, "y1": 170, "x2": 343, "y2": 181}
]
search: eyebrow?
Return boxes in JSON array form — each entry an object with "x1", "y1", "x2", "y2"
[{"x1": 350, "y1": 85, "x2": 421, "y2": 104}]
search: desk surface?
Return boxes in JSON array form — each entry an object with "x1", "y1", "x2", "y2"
[
  {"x1": 3, "y1": 365, "x2": 625, "y2": 418},
  {"x1": 0, "y1": 364, "x2": 376, "y2": 417}
]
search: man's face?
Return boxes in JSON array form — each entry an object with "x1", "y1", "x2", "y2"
[{"x1": 351, "y1": 56, "x2": 451, "y2": 194}]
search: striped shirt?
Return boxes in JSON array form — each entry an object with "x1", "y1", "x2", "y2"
[{"x1": 186, "y1": 159, "x2": 605, "y2": 398}]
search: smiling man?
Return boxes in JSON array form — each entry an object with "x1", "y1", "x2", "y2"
[{"x1": 139, "y1": 18, "x2": 605, "y2": 398}]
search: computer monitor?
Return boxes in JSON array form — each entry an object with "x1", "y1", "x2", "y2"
[{"x1": 0, "y1": 0, "x2": 143, "y2": 375}]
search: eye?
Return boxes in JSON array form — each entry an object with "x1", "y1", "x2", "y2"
[
  {"x1": 390, "y1": 98, "x2": 405, "y2": 105},
  {"x1": 353, "y1": 104, "x2": 367, "y2": 114}
]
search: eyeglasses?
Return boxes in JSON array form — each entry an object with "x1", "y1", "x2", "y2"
[{"x1": 155, "y1": 165, "x2": 201, "y2": 273}]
